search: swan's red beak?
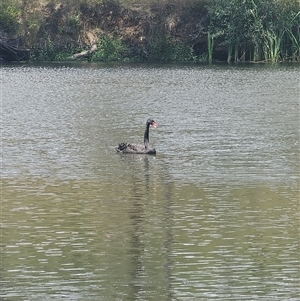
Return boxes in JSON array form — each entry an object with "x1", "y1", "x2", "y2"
[{"x1": 151, "y1": 121, "x2": 157, "y2": 128}]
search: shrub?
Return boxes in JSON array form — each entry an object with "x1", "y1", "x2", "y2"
[
  {"x1": 0, "y1": 2, "x2": 20, "y2": 34},
  {"x1": 93, "y1": 34, "x2": 129, "y2": 61},
  {"x1": 148, "y1": 36, "x2": 195, "y2": 61}
]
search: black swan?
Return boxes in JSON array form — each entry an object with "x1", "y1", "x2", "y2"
[{"x1": 116, "y1": 119, "x2": 157, "y2": 154}]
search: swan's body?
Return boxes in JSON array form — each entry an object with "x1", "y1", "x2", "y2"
[
  {"x1": 116, "y1": 142, "x2": 156, "y2": 154},
  {"x1": 116, "y1": 119, "x2": 157, "y2": 155}
]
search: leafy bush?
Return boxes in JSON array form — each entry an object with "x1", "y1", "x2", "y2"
[
  {"x1": 31, "y1": 42, "x2": 78, "y2": 61},
  {"x1": 0, "y1": 2, "x2": 19, "y2": 34},
  {"x1": 207, "y1": 0, "x2": 300, "y2": 62},
  {"x1": 148, "y1": 36, "x2": 195, "y2": 61},
  {"x1": 93, "y1": 35, "x2": 129, "y2": 61}
]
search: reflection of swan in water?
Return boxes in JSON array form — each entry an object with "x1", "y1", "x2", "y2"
[
  {"x1": 117, "y1": 154, "x2": 155, "y2": 190},
  {"x1": 116, "y1": 119, "x2": 157, "y2": 155},
  {"x1": 117, "y1": 142, "x2": 173, "y2": 298}
]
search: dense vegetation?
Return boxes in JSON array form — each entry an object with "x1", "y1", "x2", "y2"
[{"x1": 1, "y1": 0, "x2": 299, "y2": 62}]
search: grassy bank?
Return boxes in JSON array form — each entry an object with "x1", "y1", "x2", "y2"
[{"x1": 1, "y1": 0, "x2": 299, "y2": 62}]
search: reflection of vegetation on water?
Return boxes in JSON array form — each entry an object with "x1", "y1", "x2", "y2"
[{"x1": 1, "y1": 0, "x2": 299, "y2": 62}]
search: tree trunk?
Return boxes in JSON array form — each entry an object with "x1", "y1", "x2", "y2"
[{"x1": 72, "y1": 32, "x2": 97, "y2": 59}]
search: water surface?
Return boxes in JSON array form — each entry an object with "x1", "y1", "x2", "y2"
[{"x1": 1, "y1": 62, "x2": 299, "y2": 300}]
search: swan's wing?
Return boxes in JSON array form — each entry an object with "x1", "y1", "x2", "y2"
[
  {"x1": 116, "y1": 143, "x2": 146, "y2": 153},
  {"x1": 128, "y1": 144, "x2": 146, "y2": 152}
]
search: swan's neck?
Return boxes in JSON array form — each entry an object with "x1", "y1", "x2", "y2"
[{"x1": 144, "y1": 123, "x2": 150, "y2": 146}]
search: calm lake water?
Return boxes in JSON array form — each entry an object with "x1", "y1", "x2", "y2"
[{"x1": 1, "y1": 62, "x2": 299, "y2": 301}]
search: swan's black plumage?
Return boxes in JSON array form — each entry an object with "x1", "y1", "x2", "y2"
[{"x1": 116, "y1": 119, "x2": 157, "y2": 154}]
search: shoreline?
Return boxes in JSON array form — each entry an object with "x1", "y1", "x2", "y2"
[{"x1": 1, "y1": 0, "x2": 299, "y2": 63}]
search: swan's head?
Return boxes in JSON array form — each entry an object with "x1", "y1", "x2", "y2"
[{"x1": 147, "y1": 119, "x2": 157, "y2": 128}]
